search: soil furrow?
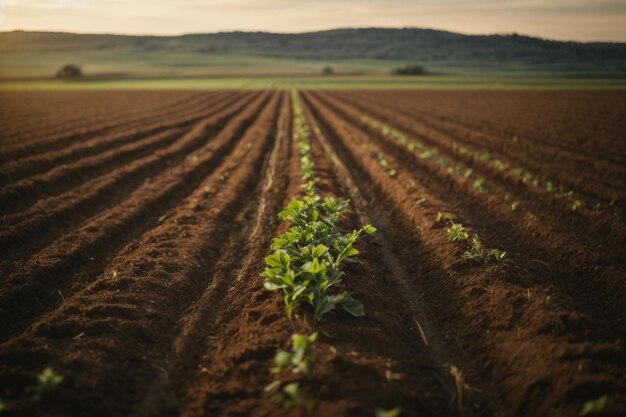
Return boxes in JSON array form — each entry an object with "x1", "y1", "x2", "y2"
[
  {"x1": 0, "y1": 91, "x2": 237, "y2": 186},
  {"x1": 0, "y1": 91, "x2": 251, "y2": 215},
  {"x1": 313, "y1": 91, "x2": 626, "y2": 272},
  {"x1": 0, "y1": 91, "x2": 281, "y2": 417},
  {"x1": 0, "y1": 92, "x2": 261, "y2": 260},
  {"x1": 0, "y1": 91, "x2": 206, "y2": 158},
  {"x1": 0, "y1": 91, "x2": 202, "y2": 146},
  {"x1": 303, "y1": 92, "x2": 626, "y2": 322},
  {"x1": 0, "y1": 91, "x2": 219, "y2": 164},
  {"x1": 302, "y1": 91, "x2": 626, "y2": 417},
  {"x1": 336, "y1": 91, "x2": 625, "y2": 210},
  {"x1": 0, "y1": 91, "x2": 273, "y2": 343},
  {"x1": 350, "y1": 90, "x2": 626, "y2": 167},
  {"x1": 135, "y1": 92, "x2": 292, "y2": 417}
]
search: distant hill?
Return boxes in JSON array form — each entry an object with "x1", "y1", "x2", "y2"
[{"x1": 1, "y1": 28, "x2": 625, "y2": 78}]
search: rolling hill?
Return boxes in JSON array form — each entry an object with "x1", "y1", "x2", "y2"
[{"x1": 1, "y1": 28, "x2": 625, "y2": 78}]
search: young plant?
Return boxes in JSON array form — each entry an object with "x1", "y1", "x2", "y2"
[
  {"x1": 463, "y1": 235, "x2": 488, "y2": 263},
  {"x1": 472, "y1": 178, "x2": 486, "y2": 192},
  {"x1": 272, "y1": 333, "x2": 318, "y2": 377},
  {"x1": 292, "y1": 91, "x2": 316, "y2": 194},
  {"x1": 29, "y1": 368, "x2": 62, "y2": 401},
  {"x1": 375, "y1": 407, "x2": 402, "y2": 417},
  {"x1": 263, "y1": 195, "x2": 375, "y2": 323},
  {"x1": 447, "y1": 222, "x2": 469, "y2": 242},
  {"x1": 491, "y1": 248, "x2": 507, "y2": 262},
  {"x1": 580, "y1": 395, "x2": 608, "y2": 416},
  {"x1": 266, "y1": 333, "x2": 317, "y2": 408}
]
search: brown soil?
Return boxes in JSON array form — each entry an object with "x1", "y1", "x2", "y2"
[{"x1": 0, "y1": 89, "x2": 624, "y2": 417}]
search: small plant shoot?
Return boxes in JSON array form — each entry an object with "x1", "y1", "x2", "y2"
[{"x1": 29, "y1": 367, "x2": 63, "y2": 402}]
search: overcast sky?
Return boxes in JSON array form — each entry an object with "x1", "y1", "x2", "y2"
[{"x1": 1, "y1": 0, "x2": 625, "y2": 42}]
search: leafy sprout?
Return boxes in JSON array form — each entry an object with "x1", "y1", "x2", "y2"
[
  {"x1": 463, "y1": 235, "x2": 488, "y2": 263},
  {"x1": 447, "y1": 223, "x2": 469, "y2": 242},
  {"x1": 29, "y1": 368, "x2": 63, "y2": 401},
  {"x1": 491, "y1": 248, "x2": 506, "y2": 262},
  {"x1": 376, "y1": 407, "x2": 402, "y2": 417},
  {"x1": 580, "y1": 395, "x2": 608, "y2": 416},
  {"x1": 262, "y1": 195, "x2": 374, "y2": 323},
  {"x1": 272, "y1": 333, "x2": 318, "y2": 376}
]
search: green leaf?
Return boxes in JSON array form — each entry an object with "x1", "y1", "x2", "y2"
[
  {"x1": 376, "y1": 407, "x2": 402, "y2": 417},
  {"x1": 263, "y1": 280, "x2": 283, "y2": 291},
  {"x1": 492, "y1": 249, "x2": 506, "y2": 262},
  {"x1": 580, "y1": 395, "x2": 608, "y2": 416},
  {"x1": 265, "y1": 250, "x2": 290, "y2": 270},
  {"x1": 339, "y1": 294, "x2": 365, "y2": 317},
  {"x1": 283, "y1": 382, "x2": 300, "y2": 401},
  {"x1": 363, "y1": 224, "x2": 377, "y2": 235},
  {"x1": 303, "y1": 258, "x2": 324, "y2": 274},
  {"x1": 272, "y1": 350, "x2": 292, "y2": 373},
  {"x1": 316, "y1": 295, "x2": 338, "y2": 318},
  {"x1": 264, "y1": 380, "x2": 282, "y2": 393},
  {"x1": 345, "y1": 247, "x2": 359, "y2": 258}
]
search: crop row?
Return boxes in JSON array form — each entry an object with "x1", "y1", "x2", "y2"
[
  {"x1": 260, "y1": 92, "x2": 389, "y2": 414},
  {"x1": 362, "y1": 116, "x2": 585, "y2": 211}
]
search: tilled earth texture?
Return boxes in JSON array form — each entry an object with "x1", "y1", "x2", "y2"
[{"x1": 0, "y1": 89, "x2": 625, "y2": 417}]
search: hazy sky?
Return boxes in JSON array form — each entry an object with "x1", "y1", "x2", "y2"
[{"x1": 1, "y1": 0, "x2": 625, "y2": 42}]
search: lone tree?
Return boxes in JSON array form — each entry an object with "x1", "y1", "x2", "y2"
[
  {"x1": 56, "y1": 64, "x2": 82, "y2": 79},
  {"x1": 391, "y1": 64, "x2": 427, "y2": 75},
  {"x1": 322, "y1": 66, "x2": 334, "y2": 75}
]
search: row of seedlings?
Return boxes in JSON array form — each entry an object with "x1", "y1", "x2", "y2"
[
  {"x1": 261, "y1": 91, "x2": 377, "y2": 411},
  {"x1": 362, "y1": 116, "x2": 586, "y2": 211},
  {"x1": 328, "y1": 110, "x2": 504, "y2": 266}
]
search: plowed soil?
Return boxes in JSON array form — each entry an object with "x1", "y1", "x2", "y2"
[{"x1": 0, "y1": 89, "x2": 624, "y2": 417}]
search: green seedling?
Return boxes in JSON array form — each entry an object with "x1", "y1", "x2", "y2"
[
  {"x1": 580, "y1": 395, "x2": 607, "y2": 415},
  {"x1": 463, "y1": 168, "x2": 473, "y2": 179},
  {"x1": 478, "y1": 152, "x2": 491, "y2": 162},
  {"x1": 112, "y1": 270, "x2": 119, "y2": 282},
  {"x1": 572, "y1": 200, "x2": 583, "y2": 211},
  {"x1": 493, "y1": 159, "x2": 509, "y2": 171},
  {"x1": 376, "y1": 407, "x2": 402, "y2": 417},
  {"x1": 463, "y1": 235, "x2": 488, "y2": 263},
  {"x1": 264, "y1": 381, "x2": 301, "y2": 407},
  {"x1": 292, "y1": 91, "x2": 316, "y2": 191},
  {"x1": 272, "y1": 333, "x2": 317, "y2": 376},
  {"x1": 263, "y1": 195, "x2": 374, "y2": 322},
  {"x1": 388, "y1": 169, "x2": 397, "y2": 177},
  {"x1": 491, "y1": 248, "x2": 507, "y2": 262},
  {"x1": 447, "y1": 223, "x2": 469, "y2": 242},
  {"x1": 472, "y1": 178, "x2": 486, "y2": 192},
  {"x1": 29, "y1": 368, "x2": 62, "y2": 401},
  {"x1": 436, "y1": 212, "x2": 443, "y2": 222},
  {"x1": 544, "y1": 181, "x2": 557, "y2": 192},
  {"x1": 511, "y1": 201, "x2": 520, "y2": 211}
]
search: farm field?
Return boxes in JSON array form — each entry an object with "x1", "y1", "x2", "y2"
[
  {"x1": 0, "y1": 89, "x2": 625, "y2": 417},
  {"x1": 2, "y1": 76, "x2": 626, "y2": 91}
]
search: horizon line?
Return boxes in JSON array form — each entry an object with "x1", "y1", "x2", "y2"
[{"x1": 2, "y1": 26, "x2": 624, "y2": 45}]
